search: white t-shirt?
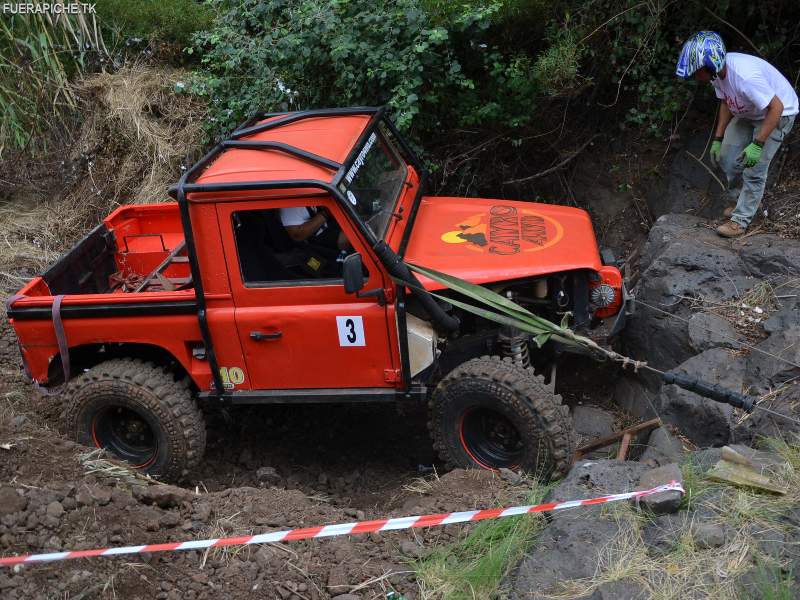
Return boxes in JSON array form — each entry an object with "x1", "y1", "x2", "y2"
[
  {"x1": 279, "y1": 207, "x2": 326, "y2": 236},
  {"x1": 712, "y1": 52, "x2": 799, "y2": 120}
]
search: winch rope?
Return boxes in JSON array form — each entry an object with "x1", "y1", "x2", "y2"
[{"x1": 633, "y1": 298, "x2": 800, "y2": 427}]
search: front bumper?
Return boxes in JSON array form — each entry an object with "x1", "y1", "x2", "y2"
[
  {"x1": 556, "y1": 284, "x2": 634, "y2": 355},
  {"x1": 609, "y1": 283, "x2": 635, "y2": 339}
]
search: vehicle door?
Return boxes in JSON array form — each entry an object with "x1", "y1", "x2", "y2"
[{"x1": 217, "y1": 196, "x2": 399, "y2": 390}]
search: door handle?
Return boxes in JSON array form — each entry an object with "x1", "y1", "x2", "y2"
[{"x1": 250, "y1": 330, "x2": 282, "y2": 341}]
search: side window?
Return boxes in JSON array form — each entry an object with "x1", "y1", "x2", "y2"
[{"x1": 232, "y1": 205, "x2": 366, "y2": 286}]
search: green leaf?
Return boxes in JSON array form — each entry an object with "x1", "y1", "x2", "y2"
[
  {"x1": 407, "y1": 262, "x2": 566, "y2": 337},
  {"x1": 407, "y1": 263, "x2": 533, "y2": 317}
]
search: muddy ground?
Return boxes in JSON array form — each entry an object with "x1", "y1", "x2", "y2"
[{"x1": 0, "y1": 365, "x2": 528, "y2": 600}]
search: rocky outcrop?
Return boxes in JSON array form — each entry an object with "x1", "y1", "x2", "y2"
[
  {"x1": 507, "y1": 450, "x2": 799, "y2": 600},
  {"x1": 616, "y1": 213, "x2": 800, "y2": 446}
]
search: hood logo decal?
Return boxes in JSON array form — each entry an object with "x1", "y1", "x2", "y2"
[{"x1": 441, "y1": 205, "x2": 563, "y2": 255}]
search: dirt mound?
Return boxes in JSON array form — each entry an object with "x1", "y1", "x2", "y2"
[
  {"x1": 0, "y1": 65, "x2": 206, "y2": 294},
  {"x1": 0, "y1": 381, "x2": 523, "y2": 599}
]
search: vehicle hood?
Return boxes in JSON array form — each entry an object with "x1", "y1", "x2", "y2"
[{"x1": 402, "y1": 197, "x2": 602, "y2": 290}]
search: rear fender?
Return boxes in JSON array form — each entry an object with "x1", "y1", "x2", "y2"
[{"x1": 45, "y1": 343, "x2": 196, "y2": 389}]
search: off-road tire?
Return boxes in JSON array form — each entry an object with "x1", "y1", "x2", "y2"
[
  {"x1": 66, "y1": 358, "x2": 205, "y2": 481},
  {"x1": 429, "y1": 355, "x2": 575, "y2": 480}
]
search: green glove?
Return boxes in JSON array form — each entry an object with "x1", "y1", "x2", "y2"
[
  {"x1": 709, "y1": 139, "x2": 722, "y2": 166},
  {"x1": 740, "y1": 142, "x2": 763, "y2": 168}
]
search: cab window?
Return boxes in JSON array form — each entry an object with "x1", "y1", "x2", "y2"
[{"x1": 232, "y1": 205, "x2": 365, "y2": 286}]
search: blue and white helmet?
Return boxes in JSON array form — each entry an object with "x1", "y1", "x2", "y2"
[{"x1": 676, "y1": 31, "x2": 726, "y2": 79}]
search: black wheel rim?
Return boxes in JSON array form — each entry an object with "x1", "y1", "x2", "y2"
[
  {"x1": 459, "y1": 407, "x2": 524, "y2": 469},
  {"x1": 91, "y1": 406, "x2": 157, "y2": 468}
]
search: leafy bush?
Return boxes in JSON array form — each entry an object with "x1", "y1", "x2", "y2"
[
  {"x1": 190, "y1": 0, "x2": 547, "y2": 139},
  {"x1": 186, "y1": 0, "x2": 800, "y2": 172}
]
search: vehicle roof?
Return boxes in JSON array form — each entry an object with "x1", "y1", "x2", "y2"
[{"x1": 191, "y1": 112, "x2": 372, "y2": 197}]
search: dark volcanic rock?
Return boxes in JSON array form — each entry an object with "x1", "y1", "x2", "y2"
[
  {"x1": 616, "y1": 212, "x2": 800, "y2": 446},
  {"x1": 640, "y1": 427, "x2": 685, "y2": 467},
  {"x1": 635, "y1": 463, "x2": 683, "y2": 514},
  {"x1": 659, "y1": 348, "x2": 743, "y2": 446},
  {"x1": 507, "y1": 461, "x2": 650, "y2": 598}
]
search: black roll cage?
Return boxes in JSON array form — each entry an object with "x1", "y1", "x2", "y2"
[{"x1": 168, "y1": 106, "x2": 429, "y2": 401}]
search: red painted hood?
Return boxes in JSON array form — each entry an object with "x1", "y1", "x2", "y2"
[{"x1": 402, "y1": 197, "x2": 602, "y2": 290}]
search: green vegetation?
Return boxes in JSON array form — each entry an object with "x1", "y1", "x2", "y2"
[
  {"x1": 416, "y1": 483, "x2": 549, "y2": 599},
  {"x1": 0, "y1": 12, "x2": 104, "y2": 156},
  {"x1": 94, "y1": 0, "x2": 212, "y2": 48},
  {"x1": 750, "y1": 559, "x2": 795, "y2": 600},
  {"x1": 188, "y1": 0, "x2": 799, "y2": 148},
  {"x1": 189, "y1": 0, "x2": 546, "y2": 137}
]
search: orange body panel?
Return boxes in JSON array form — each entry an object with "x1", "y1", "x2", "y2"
[
  {"x1": 403, "y1": 196, "x2": 602, "y2": 289},
  {"x1": 213, "y1": 197, "x2": 400, "y2": 390}
]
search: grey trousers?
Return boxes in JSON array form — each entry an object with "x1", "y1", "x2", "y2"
[{"x1": 719, "y1": 114, "x2": 795, "y2": 227}]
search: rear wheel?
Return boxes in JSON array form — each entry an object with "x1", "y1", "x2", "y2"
[
  {"x1": 429, "y1": 356, "x2": 575, "y2": 480},
  {"x1": 66, "y1": 359, "x2": 205, "y2": 481}
]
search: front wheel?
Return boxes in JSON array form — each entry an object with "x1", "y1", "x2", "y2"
[
  {"x1": 66, "y1": 359, "x2": 206, "y2": 481},
  {"x1": 429, "y1": 356, "x2": 575, "y2": 480}
]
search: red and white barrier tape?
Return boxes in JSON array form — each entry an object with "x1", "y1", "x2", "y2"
[{"x1": 0, "y1": 481, "x2": 683, "y2": 567}]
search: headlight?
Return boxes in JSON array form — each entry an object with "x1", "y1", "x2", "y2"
[
  {"x1": 591, "y1": 284, "x2": 616, "y2": 307},
  {"x1": 589, "y1": 266, "x2": 623, "y2": 318}
]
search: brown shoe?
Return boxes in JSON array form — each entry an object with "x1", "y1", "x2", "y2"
[
  {"x1": 723, "y1": 206, "x2": 735, "y2": 218},
  {"x1": 716, "y1": 220, "x2": 746, "y2": 238}
]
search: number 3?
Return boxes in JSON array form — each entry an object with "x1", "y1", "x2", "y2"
[
  {"x1": 336, "y1": 316, "x2": 365, "y2": 347},
  {"x1": 345, "y1": 318, "x2": 357, "y2": 343}
]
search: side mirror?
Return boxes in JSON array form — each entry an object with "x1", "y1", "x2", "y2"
[{"x1": 343, "y1": 253, "x2": 365, "y2": 294}]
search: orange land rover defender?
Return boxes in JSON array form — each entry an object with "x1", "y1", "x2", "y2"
[{"x1": 7, "y1": 107, "x2": 630, "y2": 480}]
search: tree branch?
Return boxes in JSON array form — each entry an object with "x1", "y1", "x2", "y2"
[{"x1": 503, "y1": 135, "x2": 600, "y2": 185}]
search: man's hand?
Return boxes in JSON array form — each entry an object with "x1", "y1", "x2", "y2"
[
  {"x1": 709, "y1": 138, "x2": 722, "y2": 167},
  {"x1": 739, "y1": 142, "x2": 763, "y2": 168}
]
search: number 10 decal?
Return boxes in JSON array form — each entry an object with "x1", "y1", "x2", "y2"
[{"x1": 336, "y1": 316, "x2": 366, "y2": 347}]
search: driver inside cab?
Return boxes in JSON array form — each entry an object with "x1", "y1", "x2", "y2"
[{"x1": 279, "y1": 206, "x2": 349, "y2": 251}]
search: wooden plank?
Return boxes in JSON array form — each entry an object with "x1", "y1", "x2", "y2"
[
  {"x1": 575, "y1": 418, "x2": 660, "y2": 458},
  {"x1": 616, "y1": 432, "x2": 633, "y2": 460}
]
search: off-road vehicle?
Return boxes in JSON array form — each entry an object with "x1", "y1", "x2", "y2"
[{"x1": 7, "y1": 107, "x2": 629, "y2": 480}]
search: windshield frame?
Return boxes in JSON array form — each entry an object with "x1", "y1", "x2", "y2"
[
  {"x1": 336, "y1": 122, "x2": 408, "y2": 239},
  {"x1": 321, "y1": 110, "x2": 427, "y2": 255}
]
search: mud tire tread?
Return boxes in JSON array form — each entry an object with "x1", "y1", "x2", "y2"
[
  {"x1": 428, "y1": 355, "x2": 575, "y2": 480},
  {"x1": 65, "y1": 358, "x2": 205, "y2": 481}
]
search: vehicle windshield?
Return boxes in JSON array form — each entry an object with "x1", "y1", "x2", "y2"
[{"x1": 338, "y1": 123, "x2": 407, "y2": 238}]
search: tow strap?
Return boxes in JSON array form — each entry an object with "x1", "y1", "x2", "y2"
[
  {"x1": 51, "y1": 294, "x2": 70, "y2": 383},
  {"x1": 5, "y1": 293, "x2": 70, "y2": 390}
]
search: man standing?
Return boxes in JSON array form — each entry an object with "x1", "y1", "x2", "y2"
[{"x1": 676, "y1": 32, "x2": 798, "y2": 238}]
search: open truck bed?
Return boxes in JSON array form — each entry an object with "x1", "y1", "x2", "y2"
[
  {"x1": 19, "y1": 203, "x2": 192, "y2": 298},
  {"x1": 7, "y1": 203, "x2": 206, "y2": 386}
]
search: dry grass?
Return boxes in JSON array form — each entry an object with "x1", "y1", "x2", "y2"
[
  {"x1": 537, "y1": 439, "x2": 800, "y2": 600},
  {"x1": 683, "y1": 277, "x2": 800, "y2": 342},
  {"x1": 78, "y1": 447, "x2": 161, "y2": 488},
  {"x1": 73, "y1": 66, "x2": 206, "y2": 204},
  {"x1": 0, "y1": 65, "x2": 206, "y2": 292}
]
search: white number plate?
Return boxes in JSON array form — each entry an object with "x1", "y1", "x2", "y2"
[{"x1": 336, "y1": 316, "x2": 365, "y2": 347}]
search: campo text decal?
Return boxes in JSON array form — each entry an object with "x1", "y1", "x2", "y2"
[{"x1": 441, "y1": 205, "x2": 564, "y2": 255}]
